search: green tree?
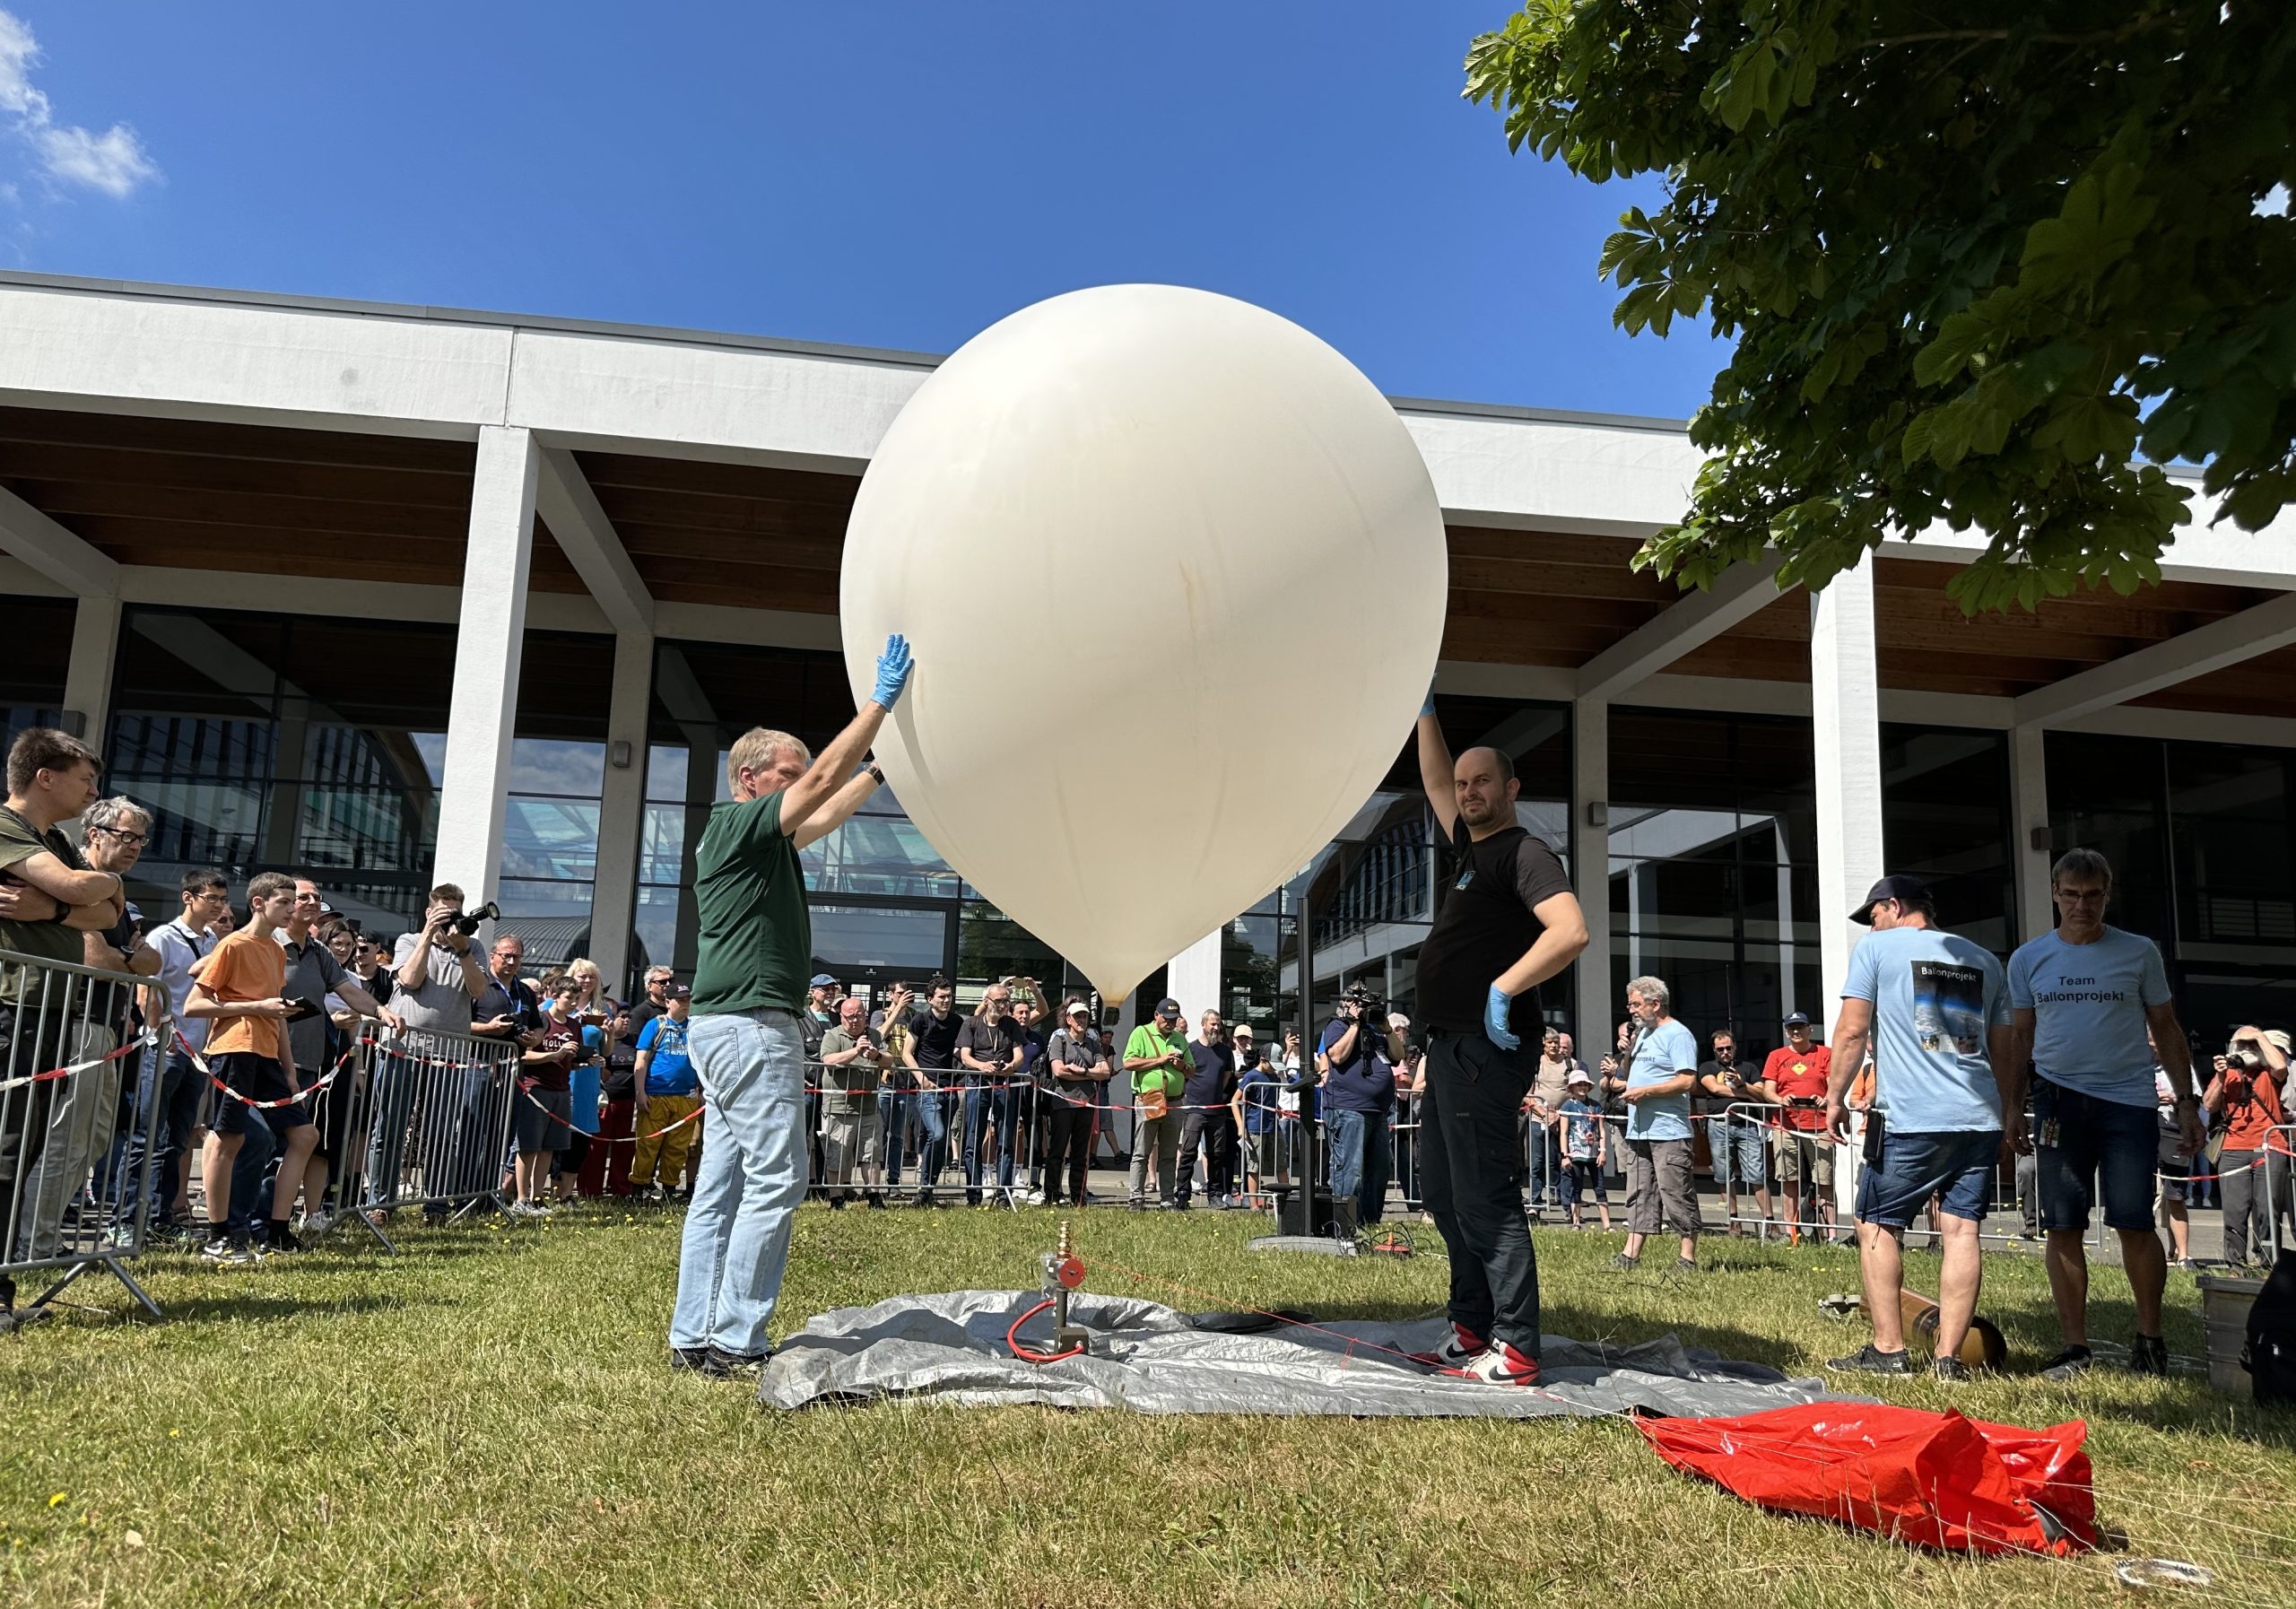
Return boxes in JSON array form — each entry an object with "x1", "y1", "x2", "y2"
[{"x1": 1465, "y1": 3, "x2": 2296, "y2": 612}]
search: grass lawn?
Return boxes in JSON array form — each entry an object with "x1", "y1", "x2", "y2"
[{"x1": 3, "y1": 1204, "x2": 2292, "y2": 1608}]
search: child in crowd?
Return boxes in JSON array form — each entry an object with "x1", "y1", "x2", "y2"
[
  {"x1": 186, "y1": 872, "x2": 321, "y2": 1262},
  {"x1": 511, "y1": 980, "x2": 582, "y2": 1216},
  {"x1": 630, "y1": 985, "x2": 700, "y2": 1203},
  {"x1": 1558, "y1": 1068, "x2": 1611, "y2": 1231}
]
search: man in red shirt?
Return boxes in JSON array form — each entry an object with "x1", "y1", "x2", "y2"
[{"x1": 1758, "y1": 1013, "x2": 1838, "y2": 1242}]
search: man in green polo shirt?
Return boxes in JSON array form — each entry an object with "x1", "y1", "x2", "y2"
[
  {"x1": 1124, "y1": 996, "x2": 1191, "y2": 1211},
  {"x1": 668, "y1": 632, "x2": 913, "y2": 1379}
]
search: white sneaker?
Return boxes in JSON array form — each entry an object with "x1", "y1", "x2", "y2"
[
  {"x1": 1411, "y1": 1323, "x2": 1488, "y2": 1369},
  {"x1": 300, "y1": 1210, "x2": 334, "y2": 1237},
  {"x1": 1460, "y1": 1344, "x2": 1541, "y2": 1387}
]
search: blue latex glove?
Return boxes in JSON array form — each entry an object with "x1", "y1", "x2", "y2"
[
  {"x1": 1420, "y1": 689, "x2": 1438, "y2": 718},
  {"x1": 871, "y1": 632, "x2": 913, "y2": 709},
  {"x1": 1483, "y1": 985, "x2": 1520, "y2": 1051}
]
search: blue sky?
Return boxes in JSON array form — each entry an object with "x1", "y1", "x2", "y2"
[{"x1": 0, "y1": 3, "x2": 1722, "y2": 416}]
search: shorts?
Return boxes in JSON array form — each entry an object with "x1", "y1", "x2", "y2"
[
  {"x1": 513, "y1": 1086, "x2": 574, "y2": 1153},
  {"x1": 2154, "y1": 1152, "x2": 2192, "y2": 1205},
  {"x1": 1250, "y1": 1127, "x2": 1280, "y2": 1179},
  {"x1": 2032, "y1": 1078, "x2": 2159, "y2": 1233},
  {"x1": 1855, "y1": 1127, "x2": 2000, "y2": 1229},
  {"x1": 204, "y1": 1051, "x2": 313, "y2": 1138},
  {"x1": 1772, "y1": 1127, "x2": 1835, "y2": 1188},
  {"x1": 1623, "y1": 1137, "x2": 1698, "y2": 1235},
  {"x1": 1712, "y1": 1120, "x2": 1766, "y2": 1188}
]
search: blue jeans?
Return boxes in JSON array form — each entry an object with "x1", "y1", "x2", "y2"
[
  {"x1": 228, "y1": 1106, "x2": 276, "y2": 1234},
  {"x1": 121, "y1": 1046, "x2": 203, "y2": 1223},
  {"x1": 1328, "y1": 1107, "x2": 1392, "y2": 1221},
  {"x1": 961, "y1": 1079, "x2": 1018, "y2": 1204},
  {"x1": 883, "y1": 1084, "x2": 949, "y2": 1192},
  {"x1": 672, "y1": 1009, "x2": 808, "y2": 1356},
  {"x1": 2032, "y1": 1079, "x2": 2158, "y2": 1233}
]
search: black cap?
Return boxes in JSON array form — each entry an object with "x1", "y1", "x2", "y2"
[
  {"x1": 1153, "y1": 996, "x2": 1181, "y2": 1016},
  {"x1": 1784, "y1": 1011, "x2": 1811, "y2": 1028},
  {"x1": 1851, "y1": 874, "x2": 1930, "y2": 926}
]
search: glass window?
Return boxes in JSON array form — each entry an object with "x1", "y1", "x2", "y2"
[
  {"x1": 1881, "y1": 726, "x2": 2013, "y2": 955},
  {"x1": 1607, "y1": 709, "x2": 1822, "y2": 1060},
  {"x1": 0, "y1": 596, "x2": 73, "y2": 738}
]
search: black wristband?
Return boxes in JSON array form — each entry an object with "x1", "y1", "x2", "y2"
[{"x1": 865, "y1": 762, "x2": 886, "y2": 787}]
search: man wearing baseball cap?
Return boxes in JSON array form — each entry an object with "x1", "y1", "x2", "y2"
[
  {"x1": 1759, "y1": 1013, "x2": 1835, "y2": 1243},
  {"x1": 1121, "y1": 998, "x2": 1190, "y2": 1210},
  {"x1": 1823, "y1": 874, "x2": 2013, "y2": 1380},
  {"x1": 1043, "y1": 1000, "x2": 1110, "y2": 1207}
]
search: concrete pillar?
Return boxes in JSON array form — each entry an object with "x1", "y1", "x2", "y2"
[
  {"x1": 62, "y1": 593, "x2": 121, "y2": 753},
  {"x1": 1571, "y1": 694, "x2": 1612, "y2": 1045},
  {"x1": 432, "y1": 425, "x2": 539, "y2": 912},
  {"x1": 1810, "y1": 553, "x2": 1885, "y2": 1222},
  {"x1": 1166, "y1": 928, "x2": 1222, "y2": 1025},
  {"x1": 2009, "y1": 723, "x2": 2053, "y2": 943},
  {"x1": 588, "y1": 629, "x2": 655, "y2": 995}
]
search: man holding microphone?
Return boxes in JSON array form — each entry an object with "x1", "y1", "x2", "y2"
[{"x1": 668, "y1": 633, "x2": 912, "y2": 1378}]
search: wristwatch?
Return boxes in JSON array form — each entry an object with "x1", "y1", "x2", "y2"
[{"x1": 865, "y1": 761, "x2": 886, "y2": 787}]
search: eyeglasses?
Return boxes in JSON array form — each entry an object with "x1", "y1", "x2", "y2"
[{"x1": 93, "y1": 826, "x2": 148, "y2": 846}]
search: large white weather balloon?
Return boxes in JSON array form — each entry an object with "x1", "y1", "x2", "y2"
[{"x1": 840, "y1": 284, "x2": 1447, "y2": 1003}]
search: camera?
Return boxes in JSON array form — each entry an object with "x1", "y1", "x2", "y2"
[
  {"x1": 1341, "y1": 981, "x2": 1390, "y2": 1031},
  {"x1": 2227, "y1": 1042, "x2": 2272, "y2": 1077},
  {"x1": 439, "y1": 900, "x2": 501, "y2": 938}
]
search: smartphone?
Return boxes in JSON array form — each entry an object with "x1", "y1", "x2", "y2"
[{"x1": 283, "y1": 999, "x2": 322, "y2": 1022}]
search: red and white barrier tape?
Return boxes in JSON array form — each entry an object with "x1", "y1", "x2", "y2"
[
  {"x1": 517, "y1": 1082, "x2": 706, "y2": 1144},
  {"x1": 178, "y1": 1031, "x2": 362, "y2": 1108},
  {"x1": 0, "y1": 1030, "x2": 153, "y2": 1094}
]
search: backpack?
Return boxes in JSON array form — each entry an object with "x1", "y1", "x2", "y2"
[{"x1": 2246, "y1": 1253, "x2": 2296, "y2": 1406}]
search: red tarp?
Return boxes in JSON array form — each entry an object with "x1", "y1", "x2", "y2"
[{"x1": 1635, "y1": 1403, "x2": 2098, "y2": 1557}]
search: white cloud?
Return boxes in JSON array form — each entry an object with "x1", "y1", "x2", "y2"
[{"x1": 0, "y1": 9, "x2": 161, "y2": 199}]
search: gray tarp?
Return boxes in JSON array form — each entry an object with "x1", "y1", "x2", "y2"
[{"x1": 760, "y1": 1289, "x2": 1840, "y2": 1417}]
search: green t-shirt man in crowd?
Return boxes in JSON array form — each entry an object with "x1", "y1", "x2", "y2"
[
  {"x1": 1123, "y1": 996, "x2": 1192, "y2": 1211},
  {"x1": 667, "y1": 632, "x2": 912, "y2": 1378}
]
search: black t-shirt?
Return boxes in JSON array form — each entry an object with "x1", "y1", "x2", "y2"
[
  {"x1": 955, "y1": 1013, "x2": 1022, "y2": 1078},
  {"x1": 908, "y1": 1007, "x2": 965, "y2": 1071},
  {"x1": 1185, "y1": 1038, "x2": 1237, "y2": 1107},
  {"x1": 1415, "y1": 821, "x2": 1572, "y2": 1037}
]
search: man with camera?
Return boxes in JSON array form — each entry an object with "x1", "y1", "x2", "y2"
[
  {"x1": 2007, "y1": 848, "x2": 2201, "y2": 1379},
  {"x1": 1409, "y1": 707, "x2": 1588, "y2": 1387},
  {"x1": 1699, "y1": 1026, "x2": 1770, "y2": 1238},
  {"x1": 365, "y1": 883, "x2": 496, "y2": 1213},
  {"x1": 1759, "y1": 1013, "x2": 1835, "y2": 1242},
  {"x1": 2206, "y1": 1026, "x2": 2292, "y2": 1268},
  {"x1": 1320, "y1": 985, "x2": 1405, "y2": 1234}
]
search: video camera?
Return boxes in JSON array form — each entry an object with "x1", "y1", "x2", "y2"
[
  {"x1": 435, "y1": 900, "x2": 501, "y2": 938},
  {"x1": 1340, "y1": 981, "x2": 1390, "y2": 1032}
]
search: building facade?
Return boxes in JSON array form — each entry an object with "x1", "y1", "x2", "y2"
[{"x1": 4, "y1": 273, "x2": 2294, "y2": 1064}]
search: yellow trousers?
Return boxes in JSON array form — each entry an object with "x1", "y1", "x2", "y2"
[{"x1": 629, "y1": 1092, "x2": 702, "y2": 1188}]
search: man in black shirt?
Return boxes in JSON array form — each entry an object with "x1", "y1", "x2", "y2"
[
  {"x1": 895, "y1": 974, "x2": 963, "y2": 1203},
  {"x1": 1408, "y1": 703, "x2": 1588, "y2": 1387},
  {"x1": 955, "y1": 980, "x2": 1026, "y2": 1205},
  {"x1": 1175, "y1": 1010, "x2": 1239, "y2": 1209}
]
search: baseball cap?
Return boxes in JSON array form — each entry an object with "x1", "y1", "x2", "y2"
[
  {"x1": 1784, "y1": 1011, "x2": 1811, "y2": 1028},
  {"x1": 669, "y1": 983, "x2": 692, "y2": 1000},
  {"x1": 1153, "y1": 996, "x2": 1182, "y2": 1016},
  {"x1": 809, "y1": 972, "x2": 839, "y2": 988},
  {"x1": 1232, "y1": 1023, "x2": 1255, "y2": 1038},
  {"x1": 1064, "y1": 999, "x2": 1091, "y2": 1018},
  {"x1": 1851, "y1": 874, "x2": 1931, "y2": 925}
]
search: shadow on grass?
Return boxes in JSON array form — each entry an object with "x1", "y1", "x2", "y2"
[{"x1": 149, "y1": 1288, "x2": 433, "y2": 1326}]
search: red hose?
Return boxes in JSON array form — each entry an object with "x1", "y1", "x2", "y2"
[{"x1": 1007, "y1": 1297, "x2": 1085, "y2": 1364}]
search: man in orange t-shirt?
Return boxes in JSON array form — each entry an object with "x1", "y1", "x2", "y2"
[
  {"x1": 187, "y1": 872, "x2": 317, "y2": 1264},
  {"x1": 1759, "y1": 1013, "x2": 1837, "y2": 1239}
]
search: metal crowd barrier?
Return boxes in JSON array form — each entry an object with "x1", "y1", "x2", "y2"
[
  {"x1": 0, "y1": 946, "x2": 168, "y2": 1319},
  {"x1": 337, "y1": 1022, "x2": 525, "y2": 1248}
]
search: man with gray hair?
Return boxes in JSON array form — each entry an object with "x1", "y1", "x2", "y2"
[
  {"x1": 2007, "y1": 848, "x2": 2199, "y2": 1380},
  {"x1": 11, "y1": 796, "x2": 160, "y2": 1262},
  {"x1": 670, "y1": 631, "x2": 910, "y2": 1378},
  {"x1": 1614, "y1": 975, "x2": 1700, "y2": 1274}
]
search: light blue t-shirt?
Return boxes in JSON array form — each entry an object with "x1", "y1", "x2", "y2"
[
  {"x1": 2007, "y1": 926, "x2": 2172, "y2": 1109},
  {"x1": 1624, "y1": 1017, "x2": 1700, "y2": 1141},
  {"x1": 1845, "y1": 925, "x2": 2010, "y2": 1135},
  {"x1": 1560, "y1": 1095, "x2": 1605, "y2": 1161},
  {"x1": 638, "y1": 1013, "x2": 698, "y2": 1097}
]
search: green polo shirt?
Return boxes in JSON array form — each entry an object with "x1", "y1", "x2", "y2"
[
  {"x1": 0, "y1": 807, "x2": 86, "y2": 1005},
  {"x1": 1124, "y1": 1022, "x2": 1190, "y2": 1102},
  {"x1": 689, "y1": 791, "x2": 811, "y2": 1017}
]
